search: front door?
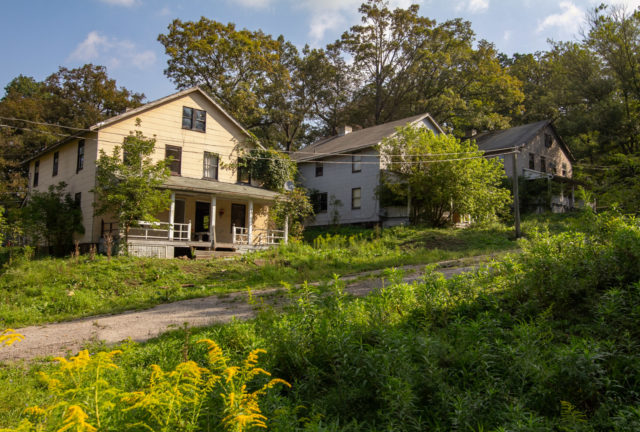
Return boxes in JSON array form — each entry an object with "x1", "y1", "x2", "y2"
[
  {"x1": 195, "y1": 201, "x2": 210, "y2": 241},
  {"x1": 231, "y1": 204, "x2": 246, "y2": 232}
]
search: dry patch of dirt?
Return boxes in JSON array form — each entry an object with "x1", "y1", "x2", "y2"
[{"x1": 0, "y1": 258, "x2": 490, "y2": 362}]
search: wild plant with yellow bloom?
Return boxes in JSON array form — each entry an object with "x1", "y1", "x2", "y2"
[{"x1": 0, "y1": 329, "x2": 24, "y2": 347}]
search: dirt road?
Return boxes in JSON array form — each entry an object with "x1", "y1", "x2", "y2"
[{"x1": 1, "y1": 263, "x2": 476, "y2": 362}]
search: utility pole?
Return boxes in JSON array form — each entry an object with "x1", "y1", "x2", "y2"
[{"x1": 512, "y1": 151, "x2": 521, "y2": 238}]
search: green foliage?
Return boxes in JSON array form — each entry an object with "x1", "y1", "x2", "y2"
[
  {"x1": 0, "y1": 222, "x2": 521, "y2": 328},
  {"x1": 21, "y1": 183, "x2": 84, "y2": 256},
  {"x1": 92, "y1": 127, "x2": 171, "y2": 250},
  {"x1": 158, "y1": 18, "x2": 314, "y2": 151},
  {"x1": 5, "y1": 213, "x2": 639, "y2": 431},
  {"x1": 270, "y1": 187, "x2": 313, "y2": 239},
  {"x1": 239, "y1": 148, "x2": 297, "y2": 191},
  {"x1": 380, "y1": 126, "x2": 512, "y2": 226},
  {"x1": 2, "y1": 341, "x2": 287, "y2": 432}
]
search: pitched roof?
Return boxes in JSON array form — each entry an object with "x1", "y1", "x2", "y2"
[
  {"x1": 292, "y1": 113, "x2": 444, "y2": 161},
  {"x1": 474, "y1": 120, "x2": 574, "y2": 161},
  {"x1": 25, "y1": 87, "x2": 258, "y2": 163},
  {"x1": 90, "y1": 87, "x2": 255, "y2": 142}
]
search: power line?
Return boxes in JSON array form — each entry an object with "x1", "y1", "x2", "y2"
[
  {"x1": 0, "y1": 114, "x2": 518, "y2": 158},
  {"x1": 1, "y1": 122, "x2": 517, "y2": 165}
]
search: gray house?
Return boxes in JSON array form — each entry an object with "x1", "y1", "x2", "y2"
[
  {"x1": 293, "y1": 113, "x2": 444, "y2": 227},
  {"x1": 474, "y1": 120, "x2": 578, "y2": 212}
]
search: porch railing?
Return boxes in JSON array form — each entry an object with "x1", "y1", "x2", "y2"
[
  {"x1": 232, "y1": 225, "x2": 286, "y2": 246},
  {"x1": 127, "y1": 221, "x2": 191, "y2": 241}
]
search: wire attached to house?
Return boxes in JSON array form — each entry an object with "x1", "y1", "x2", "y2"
[{"x1": 1, "y1": 120, "x2": 518, "y2": 165}]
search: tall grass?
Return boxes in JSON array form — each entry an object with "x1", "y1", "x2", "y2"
[
  {"x1": 0, "y1": 222, "x2": 522, "y2": 328},
  {"x1": 2, "y1": 211, "x2": 640, "y2": 430}
]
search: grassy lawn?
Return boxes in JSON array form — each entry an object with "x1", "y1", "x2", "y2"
[
  {"x1": 0, "y1": 213, "x2": 581, "y2": 328},
  {"x1": 1, "y1": 211, "x2": 638, "y2": 430}
]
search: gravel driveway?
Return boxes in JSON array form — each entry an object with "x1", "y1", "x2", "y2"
[{"x1": 1, "y1": 262, "x2": 478, "y2": 362}]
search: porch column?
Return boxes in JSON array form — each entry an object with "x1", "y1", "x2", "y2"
[
  {"x1": 248, "y1": 200, "x2": 254, "y2": 245},
  {"x1": 210, "y1": 195, "x2": 217, "y2": 247},
  {"x1": 169, "y1": 192, "x2": 175, "y2": 240},
  {"x1": 284, "y1": 215, "x2": 289, "y2": 244}
]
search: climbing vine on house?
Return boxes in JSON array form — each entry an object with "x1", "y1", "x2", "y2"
[{"x1": 237, "y1": 148, "x2": 297, "y2": 191}]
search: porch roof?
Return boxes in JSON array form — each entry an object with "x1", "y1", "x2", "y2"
[{"x1": 162, "y1": 177, "x2": 279, "y2": 202}]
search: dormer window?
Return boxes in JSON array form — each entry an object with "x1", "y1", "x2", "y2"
[{"x1": 182, "y1": 106, "x2": 206, "y2": 132}]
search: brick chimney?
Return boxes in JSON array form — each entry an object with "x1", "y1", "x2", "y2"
[{"x1": 337, "y1": 125, "x2": 352, "y2": 136}]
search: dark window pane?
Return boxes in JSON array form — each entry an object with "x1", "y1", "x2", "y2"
[
  {"x1": 315, "y1": 162, "x2": 323, "y2": 177},
  {"x1": 529, "y1": 153, "x2": 535, "y2": 170},
  {"x1": 33, "y1": 160, "x2": 39, "y2": 187},
  {"x1": 194, "y1": 109, "x2": 206, "y2": 131},
  {"x1": 166, "y1": 145, "x2": 182, "y2": 175},
  {"x1": 182, "y1": 107, "x2": 193, "y2": 129},
  {"x1": 53, "y1": 152, "x2": 59, "y2": 176},
  {"x1": 311, "y1": 192, "x2": 328, "y2": 213},
  {"x1": 76, "y1": 140, "x2": 85, "y2": 172},
  {"x1": 75, "y1": 192, "x2": 81, "y2": 206}
]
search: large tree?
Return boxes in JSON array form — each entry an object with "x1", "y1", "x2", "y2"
[
  {"x1": 0, "y1": 65, "x2": 144, "y2": 209},
  {"x1": 334, "y1": 1, "x2": 524, "y2": 133},
  {"x1": 92, "y1": 126, "x2": 171, "y2": 251},
  {"x1": 380, "y1": 126, "x2": 511, "y2": 226},
  {"x1": 159, "y1": 19, "x2": 317, "y2": 151}
]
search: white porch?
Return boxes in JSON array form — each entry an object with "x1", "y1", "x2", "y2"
[{"x1": 100, "y1": 177, "x2": 288, "y2": 258}]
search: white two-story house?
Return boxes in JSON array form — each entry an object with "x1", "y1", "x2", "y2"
[{"x1": 293, "y1": 113, "x2": 444, "y2": 227}]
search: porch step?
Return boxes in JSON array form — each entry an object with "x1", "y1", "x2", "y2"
[{"x1": 193, "y1": 250, "x2": 241, "y2": 260}]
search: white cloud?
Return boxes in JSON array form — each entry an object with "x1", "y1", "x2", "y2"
[
  {"x1": 234, "y1": 0, "x2": 272, "y2": 8},
  {"x1": 158, "y1": 6, "x2": 172, "y2": 16},
  {"x1": 537, "y1": 1, "x2": 584, "y2": 34},
  {"x1": 99, "y1": 0, "x2": 138, "y2": 6},
  {"x1": 503, "y1": 30, "x2": 512, "y2": 41},
  {"x1": 68, "y1": 31, "x2": 156, "y2": 70},
  {"x1": 456, "y1": 0, "x2": 489, "y2": 13}
]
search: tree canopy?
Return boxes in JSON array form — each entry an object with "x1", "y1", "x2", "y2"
[{"x1": 380, "y1": 127, "x2": 511, "y2": 226}]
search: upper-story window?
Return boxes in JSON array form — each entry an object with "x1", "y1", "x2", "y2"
[
  {"x1": 562, "y1": 163, "x2": 567, "y2": 176},
  {"x1": 315, "y1": 162, "x2": 323, "y2": 177},
  {"x1": 237, "y1": 157, "x2": 251, "y2": 184},
  {"x1": 52, "y1": 151, "x2": 59, "y2": 177},
  {"x1": 182, "y1": 106, "x2": 206, "y2": 132},
  {"x1": 544, "y1": 133, "x2": 553, "y2": 148},
  {"x1": 76, "y1": 140, "x2": 85, "y2": 173},
  {"x1": 33, "y1": 160, "x2": 39, "y2": 187},
  {"x1": 75, "y1": 192, "x2": 81, "y2": 206},
  {"x1": 540, "y1": 156, "x2": 546, "y2": 173},
  {"x1": 204, "y1": 152, "x2": 219, "y2": 180},
  {"x1": 352, "y1": 154, "x2": 362, "y2": 173},
  {"x1": 166, "y1": 145, "x2": 182, "y2": 175},
  {"x1": 529, "y1": 153, "x2": 535, "y2": 170}
]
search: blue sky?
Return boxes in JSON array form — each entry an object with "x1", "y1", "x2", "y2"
[{"x1": 1, "y1": 0, "x2": 638, "y2": 102}]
